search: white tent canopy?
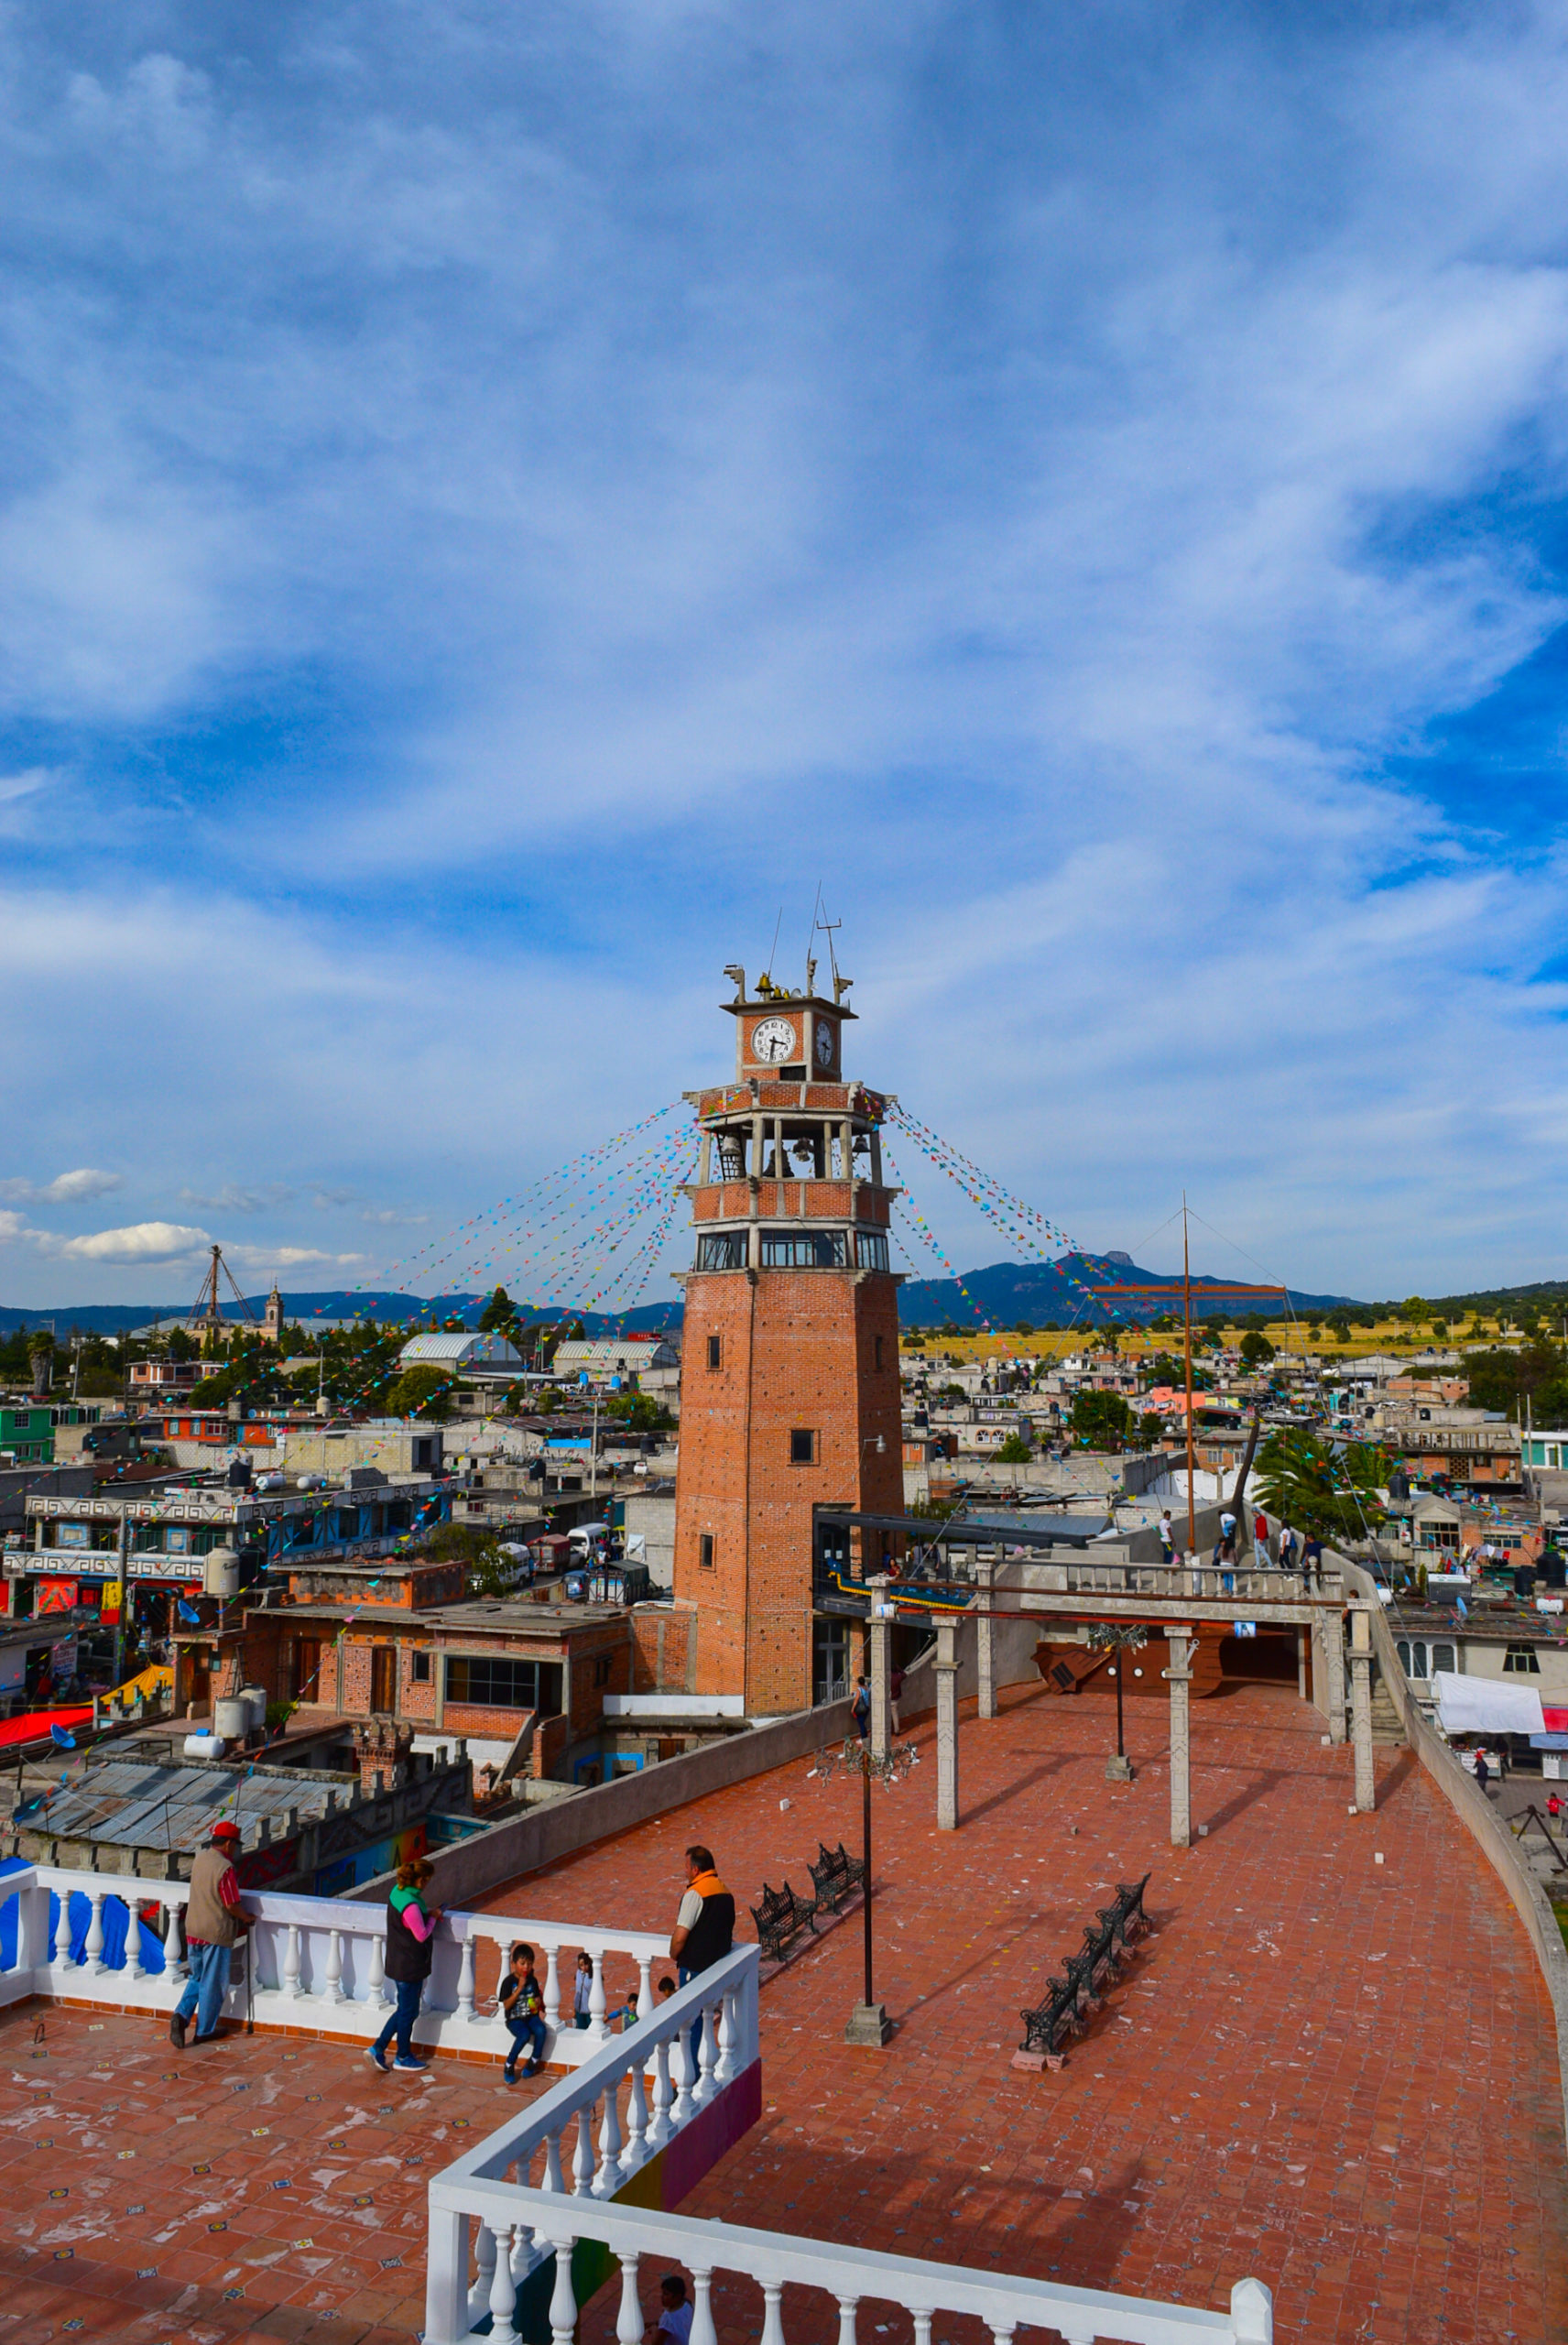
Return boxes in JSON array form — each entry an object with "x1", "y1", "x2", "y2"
[{"x1": 1432, "y1": 1671, "x2": 1544, "y2": 1736}]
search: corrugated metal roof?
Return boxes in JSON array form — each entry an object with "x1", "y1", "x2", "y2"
[
  {"x1": 30, "y1": 1761, "x2": 349, "y2": 1853},
  {"x1": 397, "y1": 1333, "x2": 523, "y2": 1367}
]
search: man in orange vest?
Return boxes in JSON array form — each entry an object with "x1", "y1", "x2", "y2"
[{"x1": 170, "y1": 1820, "x2": 252, "y2": 2049}]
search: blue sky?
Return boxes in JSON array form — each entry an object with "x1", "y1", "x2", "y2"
[{"x1": 3, "y1": 0, "x2": 1568, "y2": 1309}]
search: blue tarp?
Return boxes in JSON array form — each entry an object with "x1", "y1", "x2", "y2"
[{"x1": 0, "y1": 1857, "x2": 170, "y2": 1974}]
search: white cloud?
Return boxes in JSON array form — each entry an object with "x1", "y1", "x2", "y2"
[
  {"x1": 178, "y1": 1183, "x2": 296, "y2": 1215},
  {"x1": 50, "y1": 1220, "x2": 212, "y2": 1263},
  {"x1": 226, "y1": 1245, "x2": 366, "y2": 1270},
  {"x1": 2, "y1": 7, "x2": 1568, "y2": 1303},
  {"x1": 0, "y1": 1168, "x2": 124, "y2": 1206}
]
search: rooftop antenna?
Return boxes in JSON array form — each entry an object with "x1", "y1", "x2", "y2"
[
  {"x1": 765, "y1": 904, "x2": 784, "y2": 989},
  {"x1": 185, "y1": 1244, "x2": 261, "y2": 1349},
  {"x1": 817, "y1": 907, "x2": 851, "y2": 1003}
]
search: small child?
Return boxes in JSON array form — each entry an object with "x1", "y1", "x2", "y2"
[
  {"x1": 498, "y1": 1942, "x2": 547, "y2": 2082},
  {"x1": 657, "y1": 1976, "x2": 675, "y2": 2002},
  {"x1": 646, "y1": 2274, "x2": 691, "y2": 2345},
  {"x1": 573, "y1": 1951, "x2": 595, "y2": 2029}
]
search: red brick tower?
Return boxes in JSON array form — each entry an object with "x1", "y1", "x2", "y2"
[{"x1": 672, "y1": 968, "x2": 906, "y2": 1715}]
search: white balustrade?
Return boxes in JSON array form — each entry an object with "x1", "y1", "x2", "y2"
[
  {"x1": 5, "y1": 1862, "x2": 675, "y2": 2062},
  {"x1": 415, "y1": 1938, "x2": 1268, "y2": 2345}
]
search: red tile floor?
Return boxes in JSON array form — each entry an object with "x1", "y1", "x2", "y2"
[{"x1": 2, "y1": 1677, "x2": 1564, "y2": 2344}]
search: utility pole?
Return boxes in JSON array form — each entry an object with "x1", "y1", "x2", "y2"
[
  {"x1": 1182, "y1": 1197, "x2": 1197, "y2": 1559},
  {"x1": 590, "y1": 1388, "x2": 600, "y2": 1500}
]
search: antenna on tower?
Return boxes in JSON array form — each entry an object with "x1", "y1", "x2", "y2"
[
  {"x1": 815, "y1": 902, "x2": 849, "y2": 1000},
  {"x1": 185, "y1": 1243, "x2": 261, "y2": 1353}
]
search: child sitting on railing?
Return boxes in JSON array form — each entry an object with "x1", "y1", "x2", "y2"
[{"x1": 498, "y1": 1942, "x2": 547, "y2": 2082}]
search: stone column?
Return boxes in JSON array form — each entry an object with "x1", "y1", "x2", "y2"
[
  {"x1": 935, "y1": 1617, "x2": 960, "y2": 1831},
  {"x1": 1164, "y1": 1626, "x2": 1192, "y2": 1849},
  {"x1": 1324, "y1": 1609, "x2": 1346, "y2": 1743},
  {"x1": 975, "y1": 1554, "x2": 996, "y2": 1720},
  {"x1": 1349, "y1": 1607, "x2": 1375, "y2": 1815},
  {"x1": 868, "y1": 1576, "x2": 891, "y2": 1761},
  {"x1": 1296, "y1": 1626, "x2": 1308, "y2": 1701}
]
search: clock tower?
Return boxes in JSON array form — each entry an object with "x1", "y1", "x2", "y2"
[{"x1": 672, "y1": 966, "x2": 906, "y2": 1715}]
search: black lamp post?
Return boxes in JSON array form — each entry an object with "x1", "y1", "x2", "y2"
[
  {"x1": 1088, "y1": 1621, "x2": 1148, "y2": 1781},
  {"x1": 816, "y1": 1731, "x2": 916, "y2": 2045}
]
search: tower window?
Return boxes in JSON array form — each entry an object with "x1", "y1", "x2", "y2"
[
  {"x1": 697, "y1": 1232, "x2": 747, "y2": 1271},
  {"x1": 790, "y1": 1428, "x2": 816, "y2": 1466},
  {"x1": 707, "y1": 1334, "x2": 722, "y2": 1369},
  {"x1": 699, "y1": 1533, "x2": 715, "y2": 1570},
  {"x1": 761, "y1": 1229, "x2": 846, "y2": 1269},
  {"x1": 856, "y1": 1230, "x2": 890, "y2": 1272}
]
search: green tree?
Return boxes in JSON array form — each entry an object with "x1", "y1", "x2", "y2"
[
  {"x1": 1255, "y1": 1430, "x2": 1388, "y2": 1542},
  {"x1": 387, "y1": 1364, "x2": 452, "y2": 1419},
  {"x1": 1239, "y1": 1330, "x2": 1276, "y2": 1369},
  {"x1": 1070, "y1": 1390, "x2": 1133, "y2": 1449},
  {"x1": 994, "y1": 1433, "x2": 1033, "y2": 1464},
  {"x1": 1136, "y1": 1412, "x2": 1165, "y2": 1448},
  {"x1": 602, "y1": 1391, "x2": 671, "y2": 1433},
  {"x1": 479, "y1": 1285, "x2": 518, "y2": 1334},
  {"x1": 1013, "y1": 1320, "x2": 1035, "y2": 1336}
]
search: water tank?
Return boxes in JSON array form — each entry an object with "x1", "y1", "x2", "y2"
[
  {"x1": 212, "y1": 1697, "x2": 249, "y2": 1741},
  {"x1": 204, "y1": 1545, "x2": 240, "y2": 1598},
  {"x1": 241, "y1": 1685, "x2": 267, "y2": 1735},
  {"x1": 184, "y1": 1732, "x2": 226, "y2": 1760}
]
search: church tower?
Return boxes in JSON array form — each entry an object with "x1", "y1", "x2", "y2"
[
  {"x1": 262, "y1": 1284, "x2": 285, "y2": 1347},
  {"x1": 672, "y1": 966, "x2": 906, "y2": 1715}
]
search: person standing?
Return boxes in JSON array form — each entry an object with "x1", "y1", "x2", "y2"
[
  {"x1": 572, "y1": 1950, "x2": 594, "y2": 2028},
  {"x1": 370, "y1": 1857, "x2": 441, "y2": 2074},
  {"x1": 1475, "y1": 1750, "x2": 1492, "y2": 1798},
  {"x1": 1253, "y1": 1508, "x2": 1269, "y2": 1563},
  {"x1": 169, "y1": 1819, "x2": 250, "y2": 2050},
  {"x1": 851, "y1": 1674, "x2": 871, "y2": 1740},
  {"x1": 1158, "y1": 1511, "x2": 1175, "y2": 1565},
  {"x1": 1278, "y1": 1522, "x2": 1298, "y2": 1575},
  {"x1": 669, "y1": 1844, "x2": 735, "y2": 2074}
]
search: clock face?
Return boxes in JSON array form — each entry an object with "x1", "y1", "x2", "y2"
[
  {"x1": 751, "y1": 1017, "x2": 797, "y2": 1063},
  {"x1": 814, "y1": 1021, "x2": 835, "y2": 1067}
]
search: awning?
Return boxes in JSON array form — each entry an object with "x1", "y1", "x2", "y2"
[{"x1": 1432, "y1": 1671, "x2": 1544, "y2": 1735}]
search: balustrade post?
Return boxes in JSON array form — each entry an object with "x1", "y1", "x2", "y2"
[
  {"x1": 543, "y1": 2128, "x2": 566, "y2": 2196},
  {"x1": 369, "y1": 1929, "x2": 388, "y2": 2006},
  {"x1": 636, "y1": 1956, "x2": 654, "y2": 2022},
  {"x1": 713, "y1": 1990, "x2": 737, "y2": 2086},
  {"x1": 616, "y1": 2252, "x2": 644, "y2": 2345},
  {"x1": 760, "y1": 2284, "x2": 787, "y2": 2345},
  {"x1": 691, "y1": 2268, "x2": 718, "y2": 2345},
  {"x1": 670, "y1": 2019, "x2": 696, "y2": 2128},
  {"x1": 282, "y1": 1922, "x2": 302, "y2": 2000},
  {"x1": 595, "y1": 2068, "x2": 626, "y2": 2196},
  {"x1": 587, "y1": 1947, "x2": 608, "y2": 2043},
  {"x1": 547, "y1": 2232, "x2": 579, "y2": 2345},
  {"x1": 624, "y1": 2054, "x2": 650, "y2": 2172},
  {"x1": 572, "y1": 2104, "x2": 596, "y2": 2195},
  {"x1": 834, "y1": 2295, "x2": 858, "y2": 2345},
  {"x1": 648, "y1": 2035, "x2": 673, "y2": 2148},
  {"x1": 468, "y1": 2219, "x2": 498, "y2": 2329},
  {"x1": 426, "y1": 2205, "x2": 472, "y2": 2345},
  {"x1": 1230, "y1": 2276, "x2": 1274, "y2": 2343},
  {"x1": 542, "y1": 1942, "x2": 562, "y2": 2031},
  {"x1": 693, "y1": 2002, "x2": 718, "y2": 2106},
  {"x1": 325, "y1": 1928, "x2": 345, "y2": 2004},
  {"x1": 84, "y1": 1892, "x2": 106, "y2": 1974},
  {"x1": 129, "y1": 1896, "x2": 149, "y2": 1981},
  {"x1": 457, "y1": 1933, "x2": 477, "y2": 2023},
  {"x1": 910, "y1": 2311, "x2": 932, "y2": 2345},
  {"x1": 487, "y1": 2223, "x2": 518, "y2": 2345}
]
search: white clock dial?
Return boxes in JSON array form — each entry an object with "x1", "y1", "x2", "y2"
[
  {"x1": 814, "y1": 1021, "x2": 835, "y2": 1066},
  {"x1": 751, "y1": 1017, "x2": 797, "y2": 1063}
]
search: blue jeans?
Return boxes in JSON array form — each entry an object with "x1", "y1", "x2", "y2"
[
  {"x1": 506, "y1": 2012, "x2": 547, "y2": 2071},
  {"x1": 177, "y1": 1940, "x2": 232, "y2": 2039},
  {"x1": 677, "y1": 1964, "x2": 708, "y2": 2078},
  {"x1": 374, "y1": 1976, "x2": 423, "y2": 2061}
]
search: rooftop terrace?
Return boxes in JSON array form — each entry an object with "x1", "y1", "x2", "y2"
[{"x1": 1, "y1": 1676, "x2": 1564, "y2": 2345}]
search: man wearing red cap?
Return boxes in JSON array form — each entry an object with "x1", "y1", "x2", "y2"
[{"x1": 170, "y1": 1819, "x2": 252, "y2": 2050}]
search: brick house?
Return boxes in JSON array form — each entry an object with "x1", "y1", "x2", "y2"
[{"x1": 176, "y1": 1554, "x2": 642, "y2": 1781}]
